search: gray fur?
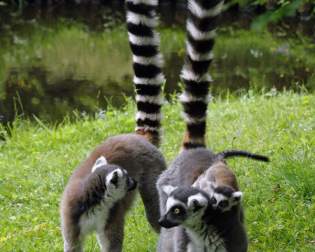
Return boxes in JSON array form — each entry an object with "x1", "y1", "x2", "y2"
[
  {"x1": 61, "y1": 134, "x2": 166, "y2": 252},
  {"x1": 156, "y1": 148, "x2": 249, "y2": 252}
]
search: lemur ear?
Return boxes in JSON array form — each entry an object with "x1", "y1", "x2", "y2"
[
  {"x1": 162, "y1": 185, "x2": 177, "y2": 196},
  {"x1": 91, "y1": 156, "x2": 108, "y2": 173},
  {"x1": 232, "y1": 191, "x2": 243, "y2": 202}
]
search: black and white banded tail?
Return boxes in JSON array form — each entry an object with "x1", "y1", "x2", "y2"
[
  {"x1": 126, "y1": 0, "x2": 165, "y2": 146},
  {"x1": 180, "y1": 0, "x2": 224, "y2": 149}
]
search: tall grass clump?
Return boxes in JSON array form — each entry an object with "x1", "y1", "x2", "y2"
[{"x1": 0, "y1": 92, "x2": 314, "y2": 251}]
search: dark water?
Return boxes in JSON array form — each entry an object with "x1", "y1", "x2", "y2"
[{"x1": 0, "y1": 2, "x2": 314, "y2": 126}]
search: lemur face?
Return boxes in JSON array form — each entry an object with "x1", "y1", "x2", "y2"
[
  {"x1": 105, "y1": 168, "x2": 137, "y2": 198},
  {"x1": 159, "y1": 185, "x2": 209, "y2": 228},
  {"x1": 210, "y1": 185, "x2": 242, "y2": 212},
  {"x1": 92, "y1": 156, "x2": 137, "y2": 200}
]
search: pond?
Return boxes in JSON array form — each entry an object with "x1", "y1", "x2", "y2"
[{"x1": 0, "y1": 1, "x2": 314, "y2": 125}]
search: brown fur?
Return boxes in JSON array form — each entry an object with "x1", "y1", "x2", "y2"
[
  {"x1": 136, "y1": 128, "x2": 160, "y2": 147},
  {"x1": 60, "y1": 133, "x2": 166, "y2": 251},
  {"x1": 207, "y1": 160, "x2": 240, "y2": 191},
  {"x1": 181, "y1": 131, "x2": 206, "y2": 150}
]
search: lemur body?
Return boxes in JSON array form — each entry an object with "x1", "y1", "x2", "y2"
[
  {"x1": 61, "y1": 134, "x2": 166, "y2": 252},
  {"x1": 61, "y1": 0, "x2": 166, "y2": 250},
  {"x1": 158, "y1": 186, "x2": 248, "y2": 252},
  {"x1": 156, "y1": 149, "x2": 268, "y2": 251},
  {"x1": 194, "y1": 150, "x2": 268, "y2": 212}
]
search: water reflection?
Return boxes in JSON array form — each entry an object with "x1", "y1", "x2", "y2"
[{"x1": 0, "y1": 2, "x2": 314, "y2": 125}]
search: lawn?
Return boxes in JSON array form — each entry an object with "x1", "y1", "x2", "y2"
[{"x1": 0, "y1": 92, "x2": 314, "y2": 251}]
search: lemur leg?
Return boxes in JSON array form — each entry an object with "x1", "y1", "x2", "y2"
[
  {"x1": 62, "y1": 226, "x2": 83, "y2": 252},
  {"x1": 103, "y1": 205, "x2": 125, "y2": 252},
  {"x1": 61, "y1": 199, "x2": 83, "y2": 252},
  {"x1": 138, "y1": 176, "x2": 161, "y2": 233},
  {"x1": 96, "y1": 230, "x2": 109, "y2": 252},
  {"x1": 63, "y1": 241, "x2": 82, "y2": 252}
]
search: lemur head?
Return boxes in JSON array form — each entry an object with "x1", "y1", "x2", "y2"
[
  {"x1": 159, "y1": 185, "x2": 210, "y2": 229},
  {"x1": 210, "y1": 184, "x2": 243, "y2": 212},
  {"x1": 92, "y1": 156, "x2": 137, "y2": 200}
]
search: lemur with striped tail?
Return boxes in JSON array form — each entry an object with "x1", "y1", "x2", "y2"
[
  {"x1": 60, "y1": 1, "x2": 166, "y2": 251},
  {"x1": 156, "y1": 0, "x2": 269, "y2": 251}
]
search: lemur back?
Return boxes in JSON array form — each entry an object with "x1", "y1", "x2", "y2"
[{"x1": 61, "y1": 0, "x2": 166, "y2": 251}]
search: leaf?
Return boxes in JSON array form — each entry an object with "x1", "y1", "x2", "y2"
[{"x1": 251, "y1": 0, "x2": 303, "y2": 31}]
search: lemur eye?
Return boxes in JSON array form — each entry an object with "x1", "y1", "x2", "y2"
[
  {"x1": 210, "y1": 197, "x2": 217, "y2": 205},
  {"x1": 173, "y1": 207, "x2": 181, "y2": 215},
  {"x1": 218, "y1": 200, "x2": 228, "y2": 209}
]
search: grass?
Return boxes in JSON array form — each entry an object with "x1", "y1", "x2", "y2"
[{"x1": 0, "y1": 92, "x2": 314, "y2": 251}]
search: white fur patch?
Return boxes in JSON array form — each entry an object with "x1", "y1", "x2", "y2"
[
  {"x1": 188, "y1": 0, "x2": 223, "y2": 18},
  {"x1": 106, "y1": 169, "x2": 123, "y2": 186},
  {"x1": 91, "y1": 156, "x2": 108, "y2": 173},
  {"x1": 193, "y1": 179, "x2": 215, "y2": 197},
  {"x1": 165, "y1": 196, "x2": 183, "y2": 212},
  {"x1": 187, "y1": 20, "x2": 217, "y2": 40},
  {"x1": 127, "y1": 12, "x2": 157, "y2": 27},
  {"x1": 179, "y1": 92, "x2": 211, "y2": 103},
  {"x1": 181, "y1": 68, "x2": 212, "y2": 82},
  {"x1": 96, "y1": 230, "x2": 110, "y2": 252},
  {"x1": 136, "y1": 111, "x2": 162, "y2": 121},
  {"x1": 213, "y1": 193, "x2": 227, "y2": 204},
  {"x1": 126, "y1": 0, "x2": 158, "y2": 6},
  {"x1": 187, "y1": 193, "x2": 208, "y2": 209},
  {"x1": 135, "y1": 126, "x2": 159, "y2": 132},
  {"x1": 136, "y1": 94, "x2": 164, "y2": 105},
  {"x1": 133, "y1": 54, "x2": 164, "y2": 67},
  {"x1": 181, "y1": 111, "x2": 207, "y2": 124},
  {"x1": 233, "y1": 191, "x2": 243, "y2": 199},
  {"x1": 162, "y1": 185, "x2": 177, "y2": 196},
  {"x1": 128, "y1": 32, "x2": 159, "y2": 46},
  {"x1": 133, "y1": 73, "x2": 165, "y2": 86},
  {"x1": 186, "y1": 41, "x2": 214, "y2": 61}
]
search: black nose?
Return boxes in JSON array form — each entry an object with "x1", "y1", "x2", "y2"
[
  {"x1": 127, "y1": 178, "x2": 137, "y2": 191},
  {"x1": 158, "y1": 217, "x2": 178, "y2": 228}
]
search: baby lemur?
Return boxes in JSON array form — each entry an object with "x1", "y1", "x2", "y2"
[
  {"x1": 193, "y1": 150, "x2": 268, "y2": 212},
  {"x1": 156, "y1": 148, "x2": 269, "y2": 252},
  {"x1": 61, "y1": 0, "x2": 167, "y2": 250}
]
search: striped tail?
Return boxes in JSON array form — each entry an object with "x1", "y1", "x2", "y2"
[
  {"x1": 126, "y1": 0, "x2": 165, "y2": 147},
  {"x1": 180, "y1": 0, "x2": 224, "y2": 149}
]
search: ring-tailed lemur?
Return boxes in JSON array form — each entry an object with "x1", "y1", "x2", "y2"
[
  {"x1": 158, "y1": 185, "x2": 248, "y2": 252},
  {"x1": 156, "y1": 149, "x2": 269, "y2": 251},
  {"x1": 155, "y1": 0, "x2": 268, "y2": 251},
  {"x1": 193, "y1": 150, "x2": 269, "y2": 213},
  {"x1": 61, "y1": 156, "x2": 137, "y2": 252},
  {"x1": 61, "y1": 1, "x2": 166, "y2": 251}
]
